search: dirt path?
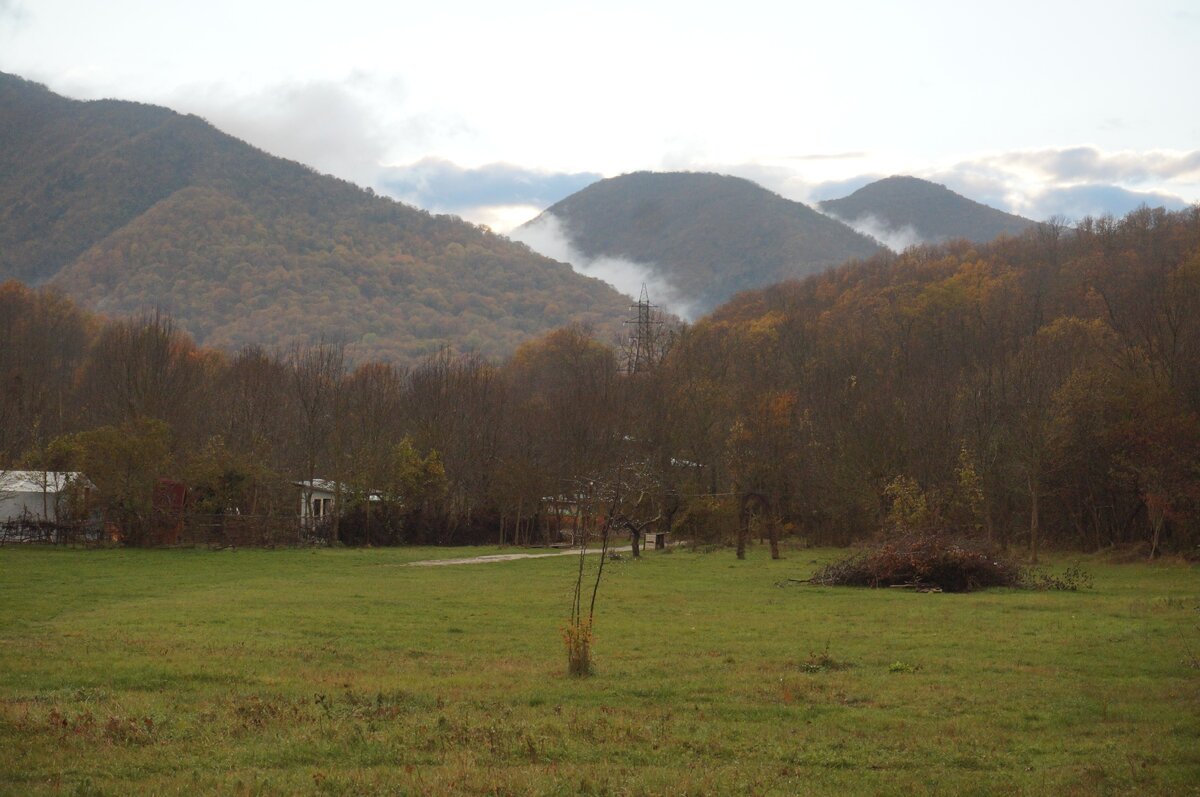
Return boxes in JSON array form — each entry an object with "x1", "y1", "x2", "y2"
[{"x1": 405, "y1": 549, "x2": 603, "y2": 567}]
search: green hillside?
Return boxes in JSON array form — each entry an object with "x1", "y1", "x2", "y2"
[{"x1": 0, "y1": 73, "x2": 629, "y2": 363}]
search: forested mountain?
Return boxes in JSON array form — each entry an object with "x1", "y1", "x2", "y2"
[
  {"x1": 517, "y1": 171, "x2": 884, "y2": 314},
  {"x1": 820, "y1": 175, "x2": 1037, "y2": 245},
  {"x1": 0, "y1": 73, "x2": 630, "y2": 363}
]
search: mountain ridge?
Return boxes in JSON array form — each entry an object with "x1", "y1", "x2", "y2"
[
  {"x1": 0, "y1": 72, "x2": 630, "y2": 363},
  {"x1": 517, "y1": 171, "x2": 884, "y2": 315},
  {"x1": 819, "y1": 175, "x2": 1037, "y2": 245}
]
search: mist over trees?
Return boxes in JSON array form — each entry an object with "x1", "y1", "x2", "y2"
[{"x1": 2, "y1": 206, "x2": 1197, "y2": 554}]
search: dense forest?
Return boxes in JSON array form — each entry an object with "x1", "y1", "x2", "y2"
[
  {"x1": 521, "y1": 171, "x2": 884, "y2": 314},
  {"x1": 2, "y1": 206, "x2": 1198, "y2": 554},
  {"x1": 0, "y1": 73, "x2": 629, "y2": 363},
  {"x1": 820, "y1": 176, "x2": 1037, "y2": 244}
]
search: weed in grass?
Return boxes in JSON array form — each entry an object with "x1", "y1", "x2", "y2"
[
  {"x1": 1023, "y1": 566, "x2": 1095, "y2": 591},
  {"x1": 798, "y1": 641, "x2": 855, "y2": 673},
  {"x1": 69, "y1": 779, "x2": 104, "y2": 797},
  {"x1": 1183, "y1": 630, "x2": 1200, "y2": 670},
  {"x1": 888, "y1": 661, "x2": 920, "y2": 674},
  {"x1": 102, "y1": 715, "x2": 156, "y2": 746},
  {"x1": 563, "y1": 619, "x2": 594, "y2": 677}
]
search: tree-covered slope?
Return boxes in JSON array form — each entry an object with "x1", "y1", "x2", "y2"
[
  {"x1": 519, "y1": 171, "x2": 884, "y2": 314},
  {"x1": 0, "y1": 73, "x2": 629, "y2": 363},
  {"x1": 820, "y1": 175, "x2": 1037, "y2": 245},
  {"x1": 667, "y1": 206, "x2": 1199, "y2": 549}
]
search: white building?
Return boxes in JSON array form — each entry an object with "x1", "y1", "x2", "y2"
[
  {"x1": 296, "y1": 479, "x2": 339, "y2": 524},
  {"x1": 294, "y1": 479, "x2": 382, "y2": 525},
  {"x1": 0, "y1": 471, "x2": 93, "y2": 524}
]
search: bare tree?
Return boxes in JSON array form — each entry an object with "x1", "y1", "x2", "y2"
[{"x1": 287, "y1": 338, "x2": 346, "y2": 542}]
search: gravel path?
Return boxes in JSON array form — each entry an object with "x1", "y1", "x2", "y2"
[{"x1": 405, "y1": 549, "x2": 603, "y2": 566}]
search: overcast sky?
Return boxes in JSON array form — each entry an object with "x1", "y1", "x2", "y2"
[{"x1": 2, "y1": 0, "x2": 1198, "y2": 231}]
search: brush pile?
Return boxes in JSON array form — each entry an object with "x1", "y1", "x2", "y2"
[{"x1": 810, "y1": 531, "x2": 1023, "y2": 593}]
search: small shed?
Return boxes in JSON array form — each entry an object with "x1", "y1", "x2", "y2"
[
  {"x1": 294, "y1": 479, "x2": 381, "y2": 526},
  {"x1": 0, "y1": 471, "x2": 93, "y2": 524},
  {"x1": 295, "y1": 479, "x2": 339, "y2": 525}
]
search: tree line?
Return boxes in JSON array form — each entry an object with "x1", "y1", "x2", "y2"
[{"x1": 1, "y1": 205, "x2": 1197, "y2": 555}]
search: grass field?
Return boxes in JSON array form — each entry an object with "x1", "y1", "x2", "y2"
[{"x1": 0, "y1": 544, "x2": 1197, "y2": 796}]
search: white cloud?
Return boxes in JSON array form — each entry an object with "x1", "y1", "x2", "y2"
[
  {"x1": 510, "y1": 214, "x2": 698, "y2": 320},
  {"x1": 985, "y1": 147, "x2": 1200, "y2": 184},
  {"x1": 926, "y1": 149, "x2": 1198, "y2": 221},
  {"x1": 1020, "y1": 184, "x2": 1189, "y2": 222},
  {"x1": 821, "y1": 211, "x2": 925, "y2": 252},
  {"x1": 786, "y1": 147, "x2": 1200, "y2": 225},
  {"x1": 163, "y1": 75, "x2": 405, "y2": 186},
  {"x1": 0, "y1": 0, "x2": 25, "y2": 28},
  {"x1": 456, "y1": 204, "x2": 542, "y2": 234}
]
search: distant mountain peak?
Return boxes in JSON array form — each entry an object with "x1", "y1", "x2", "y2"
[
  {"x1": 819, "y1": 175, "x2": 1036, "y2": 248},
  {"x1": 515, "y1": 171, "x2": 883, "y2": 317}
]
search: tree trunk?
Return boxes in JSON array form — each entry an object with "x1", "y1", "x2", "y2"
[
  {"x1": 1148, "y1": 503, "x2": 1164, "y2": 561},
  {"x1": 768, "y1": 515, "x2": 780, "y2": 560},
  {"x1": 332, "y1": 480, "x2": 341, "y2": 545},
  {"x1": 1029, "y1": 477, "x2": 1039, "y2": 564}
]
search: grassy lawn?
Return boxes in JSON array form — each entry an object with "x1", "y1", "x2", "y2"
[{"x1": 0, "y1": 544, "x2": 1197, "y2": 796}]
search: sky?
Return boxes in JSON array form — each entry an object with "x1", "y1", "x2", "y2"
[{"x1": 1, "y1": 0, "x2": 1198, "y2": 233}]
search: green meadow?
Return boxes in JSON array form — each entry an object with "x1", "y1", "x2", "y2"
[{"x1": 0, "y1": 545, "x2": 1197, "y2": 796}]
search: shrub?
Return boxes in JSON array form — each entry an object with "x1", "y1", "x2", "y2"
[{"x1": 562, "y1": 619, "x2": 593, "y2": 677}]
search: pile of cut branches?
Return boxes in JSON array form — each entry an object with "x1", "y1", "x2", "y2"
[{"x1": 809, "y1": 532, "x2": 1023, "y2": 593}]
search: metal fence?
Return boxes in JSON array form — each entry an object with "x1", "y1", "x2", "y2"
[{"x1": 0, "y1": 513, "x2": 327, "y2": 548}]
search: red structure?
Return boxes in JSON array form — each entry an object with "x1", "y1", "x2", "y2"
[{"x1": 153, "y1": 478, "x2": 188, "y2": 544}]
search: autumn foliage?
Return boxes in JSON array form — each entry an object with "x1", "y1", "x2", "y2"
[{"x1": 1, "y1": 205, "x2": 1198, "y2": 555}]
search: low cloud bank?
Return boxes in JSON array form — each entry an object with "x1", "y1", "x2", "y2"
[
  {"x1": 510, "y1": 214, "x2": 697, "y2": 320},
  {"x1": 987, "y1": 147, "x2": 1200, "y2": 185},
  {"x1": 822, "y1": 210, "x2": 926, "y2": 252},
  {"x1": 929, "y1": 148, "x2": 1197, "y2": 222},
  {"x1": 1015, "y1": 184, "x2": 1188, "y2": 221}
]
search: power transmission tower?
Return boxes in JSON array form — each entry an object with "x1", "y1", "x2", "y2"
[{"x1": 624, "y1": 283, "x2": 663, "y2": 374}]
